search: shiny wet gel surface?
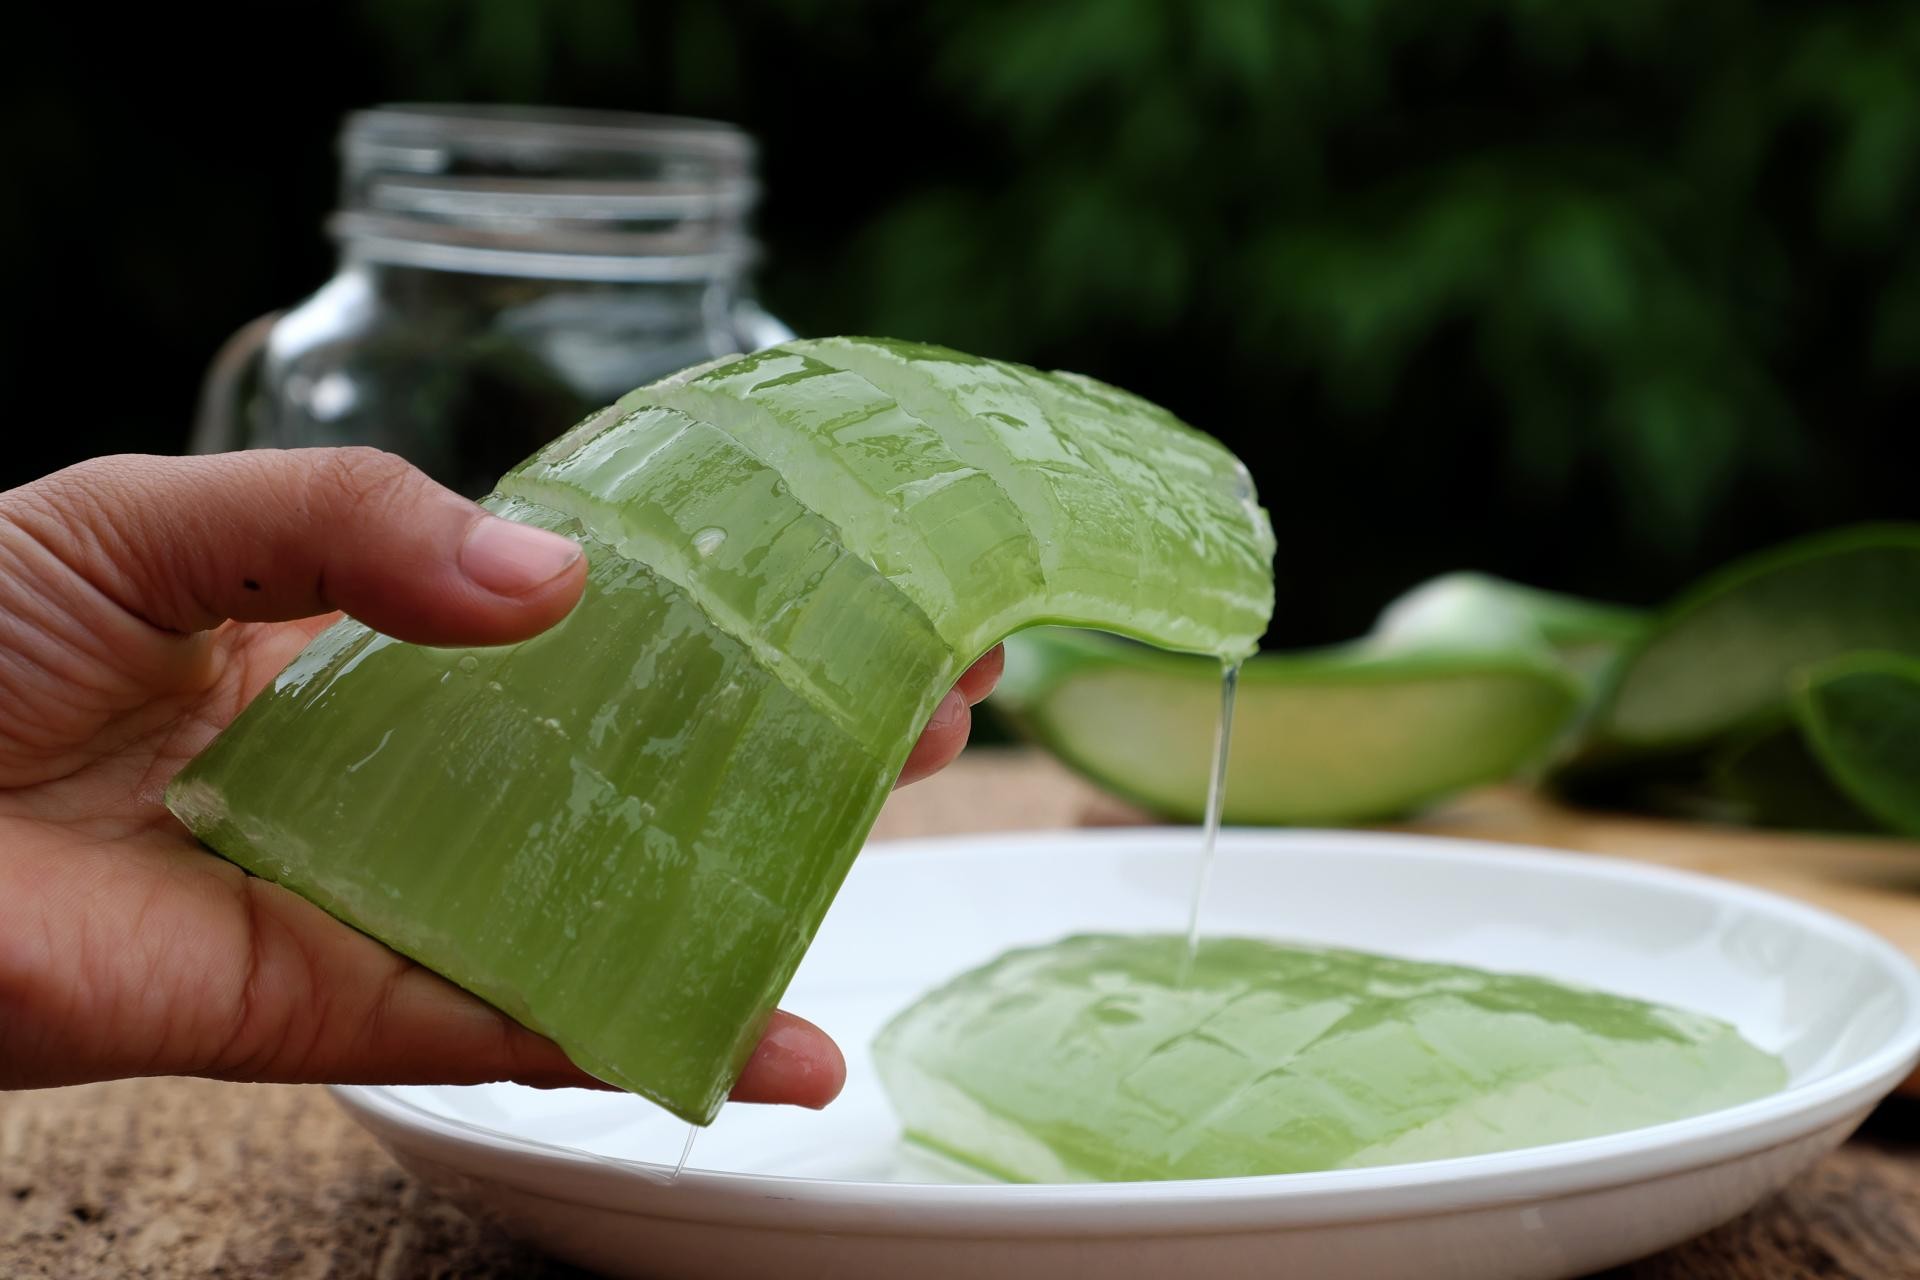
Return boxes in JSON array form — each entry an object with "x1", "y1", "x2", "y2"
[{"x1": 874, "y1": 933, "x2": 1786, "y2": 1182}]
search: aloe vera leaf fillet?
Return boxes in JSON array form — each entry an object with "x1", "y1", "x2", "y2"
[
  {"x1": 874, "y1": 934, "x2": 1783, "y2": 1181},
  {"x1": 164, "y1": 337, "x2": 1276, "y2": 1124}
]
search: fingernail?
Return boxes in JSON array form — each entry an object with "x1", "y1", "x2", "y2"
[
  {"x1": 460, "y1": 516, "x2": 584, "y2": 597},
  {"x1": 930, "y1": 687, "x2": 968, "y2": 730}
]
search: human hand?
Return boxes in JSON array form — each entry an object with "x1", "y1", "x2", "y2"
[{"x1": 0, "y1": 449, "x2": 1001, "y2": 1106}]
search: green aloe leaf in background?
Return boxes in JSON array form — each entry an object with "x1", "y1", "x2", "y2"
[
  {"x1": 994, "y1": 571, "x2": 1592, "y2": 827},
  {"x1": 1554, "y1": 525, "x2": 1920, "y2": 824},
  {"x1": 1580, "y1": 525, "x2": 1920, "y2": 755},
  {"x1": 1795, "y1": 652, "x2": 1920, "y2": 839},
  {"x1": 166, "y1": 337, "x2": 1276, "y2": 1124}
]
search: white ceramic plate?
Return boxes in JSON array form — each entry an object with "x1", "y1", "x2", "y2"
[{"x1": 333, "y1": 830, "x2": 1920, "y2": 1280}]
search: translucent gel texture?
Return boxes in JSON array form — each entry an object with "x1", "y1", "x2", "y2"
[
  {"x1": 874, "y1": 934, "x2": 1785, "y2": 1182},
  {"x1": 164, "y1": 338, "x2": 1276, "y2": 1125}
]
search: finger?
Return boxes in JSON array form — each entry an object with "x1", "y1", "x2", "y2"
[
  {"x1": 203, "y1": 877, "x2": 843, "y2": 1105},
  {"x1": 892, "y1": 647, "x2": 1001, "y2": 789},
  {"x1": 957, "y1": 644, "x2": 1004, "y2": 705},
  {"x1": 728, "y1": 1010, "x2": 847, "y2": 1108},
  {"x1": 3, "y1": 450, "x2": 586, "y2": 649},
  {"x1": 0, "y1": 836, "x2": 579, "y2": 1091},
  {"x1": 896, "y1": 686, "x2": 970, "y2": 788},
  {"x1": 200, "y1": 875, "x2": 615, "y2": 1090},
  {"x1": 0, "y1": 830, "x2": 848, "y2": 1110}
]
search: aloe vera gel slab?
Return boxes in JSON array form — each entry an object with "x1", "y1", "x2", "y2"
[
  {"x1": 874, "y1": 934, "x2": 1785, "y2": 1182},
  {"x1": 165, "y1": 338, "x2": 1277, "y2": 1124}
]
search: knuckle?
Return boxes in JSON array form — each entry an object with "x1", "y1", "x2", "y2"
[
  {"x1": 4, "y1": 455, "x2": 131, "y2": 537},
  {"x1": 43, "y1": 453, "x2": 138, "y2": 492},
  {"x1": 313, "y1": 447, "x2": 423, "y2": 521}
]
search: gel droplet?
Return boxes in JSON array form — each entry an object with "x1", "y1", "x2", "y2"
[
  {"x1": 457, "y1": 655, "x2": 479, "y2": 675},
  {"x1": 692, "y1": 527, "x2": 727, "y2": 558}
]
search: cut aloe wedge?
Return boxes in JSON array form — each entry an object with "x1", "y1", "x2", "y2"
[
  {"x1": 1371, "y1": 571, "x2": 1647, "y2": 693},
  {"x1": 874, "y1": 934, "x2": 1784, "y2": 1182},
  {"x1": 1794, "y1": 652, "x2": 1920, "y2": 838},
  {"x1": 166, "y1": 338, "x2": 1276, "y2": 1124},
  {"x1": 994, "y1": 626, "x2": 1579, "y2": 825},
  {"x1": 1372, "y1": 571, "x2": 1648, "y2": 657},
  {"x1": 1582, "y1": 525, "x2": 1920, "y2": 754}
]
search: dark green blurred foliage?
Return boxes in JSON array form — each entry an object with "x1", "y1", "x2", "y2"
[
  {"x1": 7, "y1": 2, "x2": 1918, "y2": 646},
  {"x1": 353, "y1": 0, "x2": 1920, "y2": 643}
]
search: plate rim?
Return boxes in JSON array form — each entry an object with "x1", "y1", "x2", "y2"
[{"x1": 332, "y1": 826, "x2": 1920, "y2": 1229}]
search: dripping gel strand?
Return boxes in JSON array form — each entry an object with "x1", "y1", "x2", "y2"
[
  {"x1": 1179, "y1": 659, "x2": 1240, "y2": 984},
  {"x1": 671, "y1": 1123, "x2": 699, "y2": 1180}
]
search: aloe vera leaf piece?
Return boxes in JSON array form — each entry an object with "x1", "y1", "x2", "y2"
[
  {"x1": 801, "y1": 337, "x2": 1274, "y2": 649},
  {"x1": 1581, "y1": 525, "x2": 1920, "y2": 754},
  {"x1": 993, "y1": 627, "x2": 1579, "y2": 825},
  {"x1": 622, "y1": 346, "x2": 1047, "y2": 650},
  {"x1": 166, "y1": 338, "x2": 1275, "y2": 1124},
  {"x1": 1793, "y1": 651, "x2": 1920, "y2": 837},
  {"x1": 874, "y1": 934, "x2": 1784, "y2": 1182},
  {"x1": 170, "y1": 497, "x2": 916, "y2": 1115},
  {"x1": 1371, "y1": 572, "x2": 1648, "y2": 690},
  {"x1": 627, "y1": 340, "x2": 1276, "y2": 660}
]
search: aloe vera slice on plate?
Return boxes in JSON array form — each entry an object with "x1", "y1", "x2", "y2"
[
  {"x1": 874, "y1": 933, "x2": 1784, "y2": 1182},
  {"x1": 993, "y1": 625, "x2": 1579, "y2": 826},
  {"x1": 1580, "y1": 525, "x2": 1920, "y2": 755},
  {"x1": 165, "y1": 338, "x2": 1275, "y2": 1125},
  {"x1": 1793, "y1": 652, "x2": 1920, "y2": 838}
]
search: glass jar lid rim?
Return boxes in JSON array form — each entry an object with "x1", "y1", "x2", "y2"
[
  {"x1": 329, "y1": 210, "x2": 756, "y2": 279},
  {"x1": 367, "y1": 173, "x2": 758, "y2": 217},
  {"x1": 333, "y1": 232, "x2": 755, "y2": 283},
  {"x1": 345, "y1": 103, "x2": 754, "y2": 162}
]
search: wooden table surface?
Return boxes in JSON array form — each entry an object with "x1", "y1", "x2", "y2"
[{"x1": 6, "y1": 750, "x2": 1919, "y2": 1278}]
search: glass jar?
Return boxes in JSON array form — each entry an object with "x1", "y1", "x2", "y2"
[{"x1": 193, "y1": 104, "x2": 792, "y2": 496}]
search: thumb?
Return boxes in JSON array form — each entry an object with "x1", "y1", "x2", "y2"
[{"x1": 2, "y1": 449, "x2": 585, "y2": 647}]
